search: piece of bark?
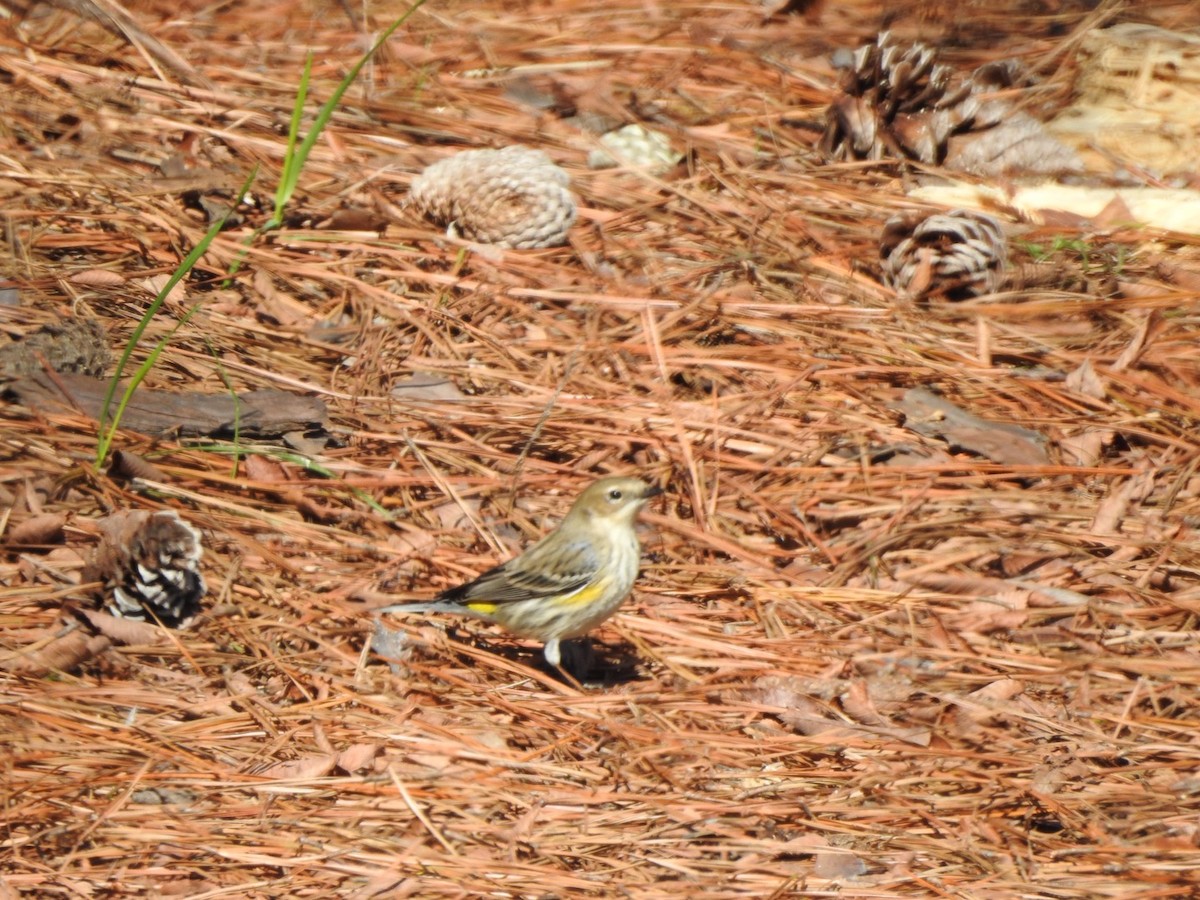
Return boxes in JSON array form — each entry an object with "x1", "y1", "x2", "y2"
[
  {"x1": 894, "y1": 388, "x2": 1048, "y2": 466},
  {"x1": 3, "y1": 371, "x2": 327, "y2": 438}
]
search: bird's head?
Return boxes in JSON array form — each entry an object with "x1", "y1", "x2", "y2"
[{"x1": 568, "y1": 476, "x2": 663, "y2": 525}]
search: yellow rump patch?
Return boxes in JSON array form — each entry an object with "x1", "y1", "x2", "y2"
[{"x1": 466, "y1": 601, "x2": 499, "y2": 615}]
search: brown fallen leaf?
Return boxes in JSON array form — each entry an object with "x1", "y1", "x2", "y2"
[
  {"x1": 1093, "y1": 194, "x2": 1138, "y2": 229},
  {"x1": 945, "y1": 111, "x2": 1082, "y2": 178},
  {"x1": 69, "y1": 607, "x2": 173, "y2": 644},
  {"x1": 813, "y1": 849, "x2": 869, "y2": 880},
  {"x1": 390, "y1": 371, "x2": 468, "y2": 403},
  {"x1": 252, "y1": 755, "x2": 337, "y2": 780},
  {"x1": 946, "y1": 589, "x2": 1031, "y2": 634},
  {"x1": 1091, "y1": 468, "x2": 1156, "y2": 536},
  {"x1": 1065, "y1": 359, "x2": 1106, "y2": 400},
  {"x1": 952, "y1": 678, "x2": 1025, "y2": 737},
  {"x1": 318, "y1": 208, "x2": 389, "y2": 232},
  {"x1": 5, "y1": 513, "x2": 66, "y2": 547},
  {"x1": 337, "y1": 743, "x2": 382, "y2": 774},
  {"x1": 840, "y1": 678, "x2": 890, "y2": 728},
  {"x1": 1156, "y1": 261, "x2": 1200, "y2": 292},
  {"x1": 1058, "y1": 429, "x2": 1110, "y2": 468},
  {"x1": 0, "y1": 627, "x2": 112, "y2": 675},
  {"x1": 1112, "y1": 310, "x2": 1158, "y2": 372},
  {"x1": 243, "y1": 454, "x2": 291, "y2": 483}
]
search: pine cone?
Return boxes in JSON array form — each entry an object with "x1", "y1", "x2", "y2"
[
  {"x1": 822, "y1": 33, "x2": 974, "y2": 164},
  {"x1": 0, "y1": 317, "x2": 110, "y2": 380},
  {"x1": 588, "y1": 124, "x2": 682, "y2": 175},
  {"x1": 880, "y1": 209, "x2": 1007, "y2": 301},
  {"x1": 82, "y1": 510, "x2": 206, "y2": 627},
  {"x1": 822, "y1": 33, "x2": 1079, "y2": 176},
  {"x1": 409, "y1": 146, "x2": 577, "y2": 249}
]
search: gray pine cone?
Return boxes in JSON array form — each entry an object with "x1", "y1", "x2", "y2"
[
  {"x1": 0, "y1": 318, "x2": 110, "y2": 380},
  {"x1": 409, "y1": 146, "x2": 577, "y2": 249}
]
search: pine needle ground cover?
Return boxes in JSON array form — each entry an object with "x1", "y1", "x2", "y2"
[{"x1": 3, "y1": 1, "x2": 1200, "y2": 896}]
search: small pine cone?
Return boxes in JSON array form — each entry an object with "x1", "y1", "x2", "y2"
[
  {"x1": 0, "y1": 317, "x2": 111, "y2": 380},
  {"x1": 880, "y1": 209, "x2": 1007, "y2": 301},
  {"x1": 587, "y1": 124, "x2": 682, "y2": 175},
  {"x1": 409, "y1": 146, "x2": 576, "y2": 249},
  {"x1": 83, "y1": 510, "x2": 206, "y2": 627}
]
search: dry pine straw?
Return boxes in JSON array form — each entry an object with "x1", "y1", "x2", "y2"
[{"x1": 2, "y1": 0, "x2": 1200, "y2": 897}]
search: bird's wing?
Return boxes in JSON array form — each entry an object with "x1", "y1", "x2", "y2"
[{"x1": 438, "y1": 537, "x2": 598, "y2": 606}]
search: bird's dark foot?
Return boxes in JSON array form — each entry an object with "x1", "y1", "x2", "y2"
[{"x1": 555, "y1": 638, "x2": 595, "y2": 681}]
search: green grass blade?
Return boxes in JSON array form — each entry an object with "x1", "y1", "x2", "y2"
[
  {"x1": 96, "y1": 167, "x2": 259, "y2": 467},
  {"x1": 231, "y1": 0, "x2": 428, "y2": 280},
  {"x1": 273, "y1": 0, "x2": 429, "y2": 219},
  {"x1": 272, "y1": 53, "x2": 314, "y2": 227}
]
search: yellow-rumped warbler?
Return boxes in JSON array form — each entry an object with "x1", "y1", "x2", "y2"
[{"x1": 378, "y1": 476, "x2": 661, "y2": 668}]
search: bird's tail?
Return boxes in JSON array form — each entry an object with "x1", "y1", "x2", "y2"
[
  {"x1": 375, "y1": 602, "x2": 437, "y2": 614},
  {"x1": 376, "y1": 600, "x2": 486, "y2": 618}
]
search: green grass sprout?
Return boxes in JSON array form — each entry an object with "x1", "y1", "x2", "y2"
[
  {"x1": 227, "y1": 0, "x2": 429, "y2": 281},
  {"x1": 96, "y1": 168, "x2": 258, "y2": 468}
]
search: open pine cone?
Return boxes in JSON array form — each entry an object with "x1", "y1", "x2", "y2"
[
  {"x1": 409, "y1": 146, "x2": 577, "y2": 249},
  {"x1": 880, "y1": 208, "x2": 1008, "y2": 301},
  {"x1": 83, "y1": 509, "x2": 206, "y2": 627},
  {"x1": 822, "y1": 33, "x2": 976, "y2": 164},
  {"x1": 822, "y1": 33, "x2": 1079, "y2": 176}
]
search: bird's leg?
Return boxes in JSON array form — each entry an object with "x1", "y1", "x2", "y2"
[{"x1": 555, "y1": 639, "x2": 595, "y2": 682}]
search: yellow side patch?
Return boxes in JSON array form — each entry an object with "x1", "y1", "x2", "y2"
[
  {"x1": 558, "y1": 579, "x2": 606, "y2": 608},
  {"x1": 465, "y1": 579, "x2": 605, "y2": 613}
]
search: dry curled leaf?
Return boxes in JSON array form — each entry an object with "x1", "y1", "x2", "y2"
[
  {"x1": 108, "y1": 449, "x2": 168, "y2": 483},
  {"x1": 5, "y1": 512, "x2": 66, "y2": 547},
  {"x1": 336, "y1": 743, "x2": 381, "y2": 774},
  {"x1": 68, "y1": 269, "x2": 126, "y2": 287},
  {"x1": 252, "y1": 755, "x2": 337, "y2": 780},
  {"x1": 0, "y1": 628, "x2": 111, "y2": 675},
  {"x1": 70, "y1": 607, "x2": 171, "y2": 644}
]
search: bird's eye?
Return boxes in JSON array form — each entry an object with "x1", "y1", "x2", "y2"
[{"x1": 608, "y1": 489, "x2": 623, "y2": 501}]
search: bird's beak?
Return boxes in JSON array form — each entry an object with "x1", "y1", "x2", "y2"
[{"x1": 643, "y1": 484, "x2": 665, "y2": 500}]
